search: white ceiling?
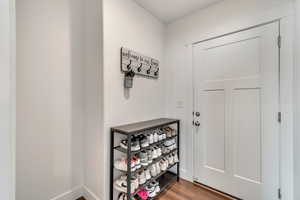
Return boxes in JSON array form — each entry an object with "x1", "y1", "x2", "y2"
[{"x1": 133, "y1": 0, "x2": 224, "y2": 23}]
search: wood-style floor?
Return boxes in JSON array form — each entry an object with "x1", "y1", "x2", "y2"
[
  {"x1": 157, "y1": 179, "x2": 233, "y2": 200},
  {"x1": 77, "y1": 179, "x2": 233, "y2": 200}
]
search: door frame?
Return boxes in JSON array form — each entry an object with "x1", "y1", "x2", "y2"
[
  {"x1": 189, "y1": 18, "x2": 294, "y2": 200},
  {"x1": 0, "y1": 0, "x2": 16, "y2": 199}
]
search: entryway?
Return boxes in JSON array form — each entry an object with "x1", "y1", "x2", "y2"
[{"x1": 193, "y1": 22, "x2": 280, "y2": 200}]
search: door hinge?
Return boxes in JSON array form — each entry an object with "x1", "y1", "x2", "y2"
[
  {"x1": 278, "y1": 112, "x2": 282, "y2": 123},
  {"x1": 278, "y1": 35, "x2": 282, "y2": 48},
  {"x1": 278, "y1": 188, "x2": 282, "y2": 199}
]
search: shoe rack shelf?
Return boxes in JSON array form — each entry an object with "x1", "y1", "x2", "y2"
[
  {"x1": 110, "y1": 118, "x2": 180, "y2": 200},
  {"x1": 113, "y1": 135, "x2": 177, "y2": 154}
]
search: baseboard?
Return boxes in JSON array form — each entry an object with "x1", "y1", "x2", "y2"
[
  {"x1": 82, "y1": 186, "x2": 101, "y2": 200},
  {"x1": 50, "y1": 186, "x2": 83, "y2": 200},
  {"x1": 180, "y1": 168, "x2": 193, "y2": 182}
]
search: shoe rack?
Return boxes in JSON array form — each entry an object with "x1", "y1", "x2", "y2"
[{"x1": 110, "y1": 118, "x2": 180, "y2": 200}]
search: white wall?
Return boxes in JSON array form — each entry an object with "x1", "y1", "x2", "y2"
[
  {"x1": 0, "y1": 0, "x2": 15, "y2": 199},
  {"x1": 83, "y1": 0, "x2": 104, "y2": 199},
  {"x1": 99, "y1": 0, "x2": 166, "y2": 199},
  {"x1": 165, "y1": 0, "x2": 294, "y2": 199},
  {"x1": 16, "y1": 0, "x2": 85, "y2": 199},
  {"x1": 294, "y1": 0, "x2": 300, "y2": 199}
]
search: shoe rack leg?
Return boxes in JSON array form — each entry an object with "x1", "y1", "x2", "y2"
[
  {"x1": 127, "y1": 134, "x2": 132, "y2": 199},
  {"x1": 110, "y1": 129, "x2": 114, "y2": 200},
  {"x1": 177, "y1": 121, "x2": 180, "y2": 182}
]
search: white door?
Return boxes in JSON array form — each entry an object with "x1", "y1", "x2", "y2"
[{"x1": 193, "y1": 22, "x2": 280, "y2": 200}]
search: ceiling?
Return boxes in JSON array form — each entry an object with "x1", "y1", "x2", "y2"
[{"x1": 133, "y1": 0, "x2": 224, "y2": 23}]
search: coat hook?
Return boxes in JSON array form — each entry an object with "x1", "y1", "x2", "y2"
[
  {"x1": 137, "y1": 63, "x2": 142, "y2": 72},
  {"x1": 127, "y1": 60, "x2": 132, "y2": 70},
  {"x1": 147, "y1": 65, "x2": 152, "y2": 74},
  {"x1": 154, "y1": 68, "x2": 159, "y2": 76}
]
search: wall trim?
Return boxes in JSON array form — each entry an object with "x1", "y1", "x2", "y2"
[
  {"x1": 48, "y1": 186, "x2": 102, "y2": 200},
  {"x1": 49, "y1": 186, "x2": 83, "y2": 200},
  {"x1": 82, "y1": 186, "x2": 102, "y2": 200}
]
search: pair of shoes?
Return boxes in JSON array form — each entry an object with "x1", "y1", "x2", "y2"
[
  {"x1": 114, "y1": 156, "x2": 141, "y2": 172},
  {"x1": 159, "y1": 158, "x2": 169, "y2": 171},
  {"x1": 145, "y1": 181, "x2": 160, "y2": 198},
  {"x1": 137, "y1": 170, "x2": 147, "y2": 185},
  {"x1": 137, "y1": 189, "x2": 149, "y2": 200},
  {"x1": 173, "y1": 152, "x2": 179, "y2": 163},
  {"x1": 163, "y1": 127, "x2": 176, "y2": 138},
  {"x1": 139, "y1": 150, "x2": 149, "y2": 166},
  {"x1": 120, "y1": 138, "x2": 140, "y2": 151},
  {"x1": 146, "y1": 131, "x2": 159, "y2": 144},
  {"x1": 168, "y1": 154, "x2": 175, "y2": 165},
  {"x1": 139, "y1": 134, "x2": 149, "y2": 148},
  {"x1": 140, "y1": 146, "x2": 162, "y2": 166},
  {"x1": 157, "y1": 129, "x2": 167, "y2": 141},
  {"x1": 137, "y1": 169, "x2": 151, "y2": 185},
  {"x1": 149, "y1": 162, "x2": 161, "y2": 177},
  {"x1": 150, "y1": 146, "x2": 162, "y2": 159},
  {"x1": 164, "y1": 138, "x2": 176, "y2": 151},
  {"x1": 114, "y1": 175, "x2": 139, "y2": 194},
  {"x1": 161, "y1": 145, "x2": 169, "y2": 154}
]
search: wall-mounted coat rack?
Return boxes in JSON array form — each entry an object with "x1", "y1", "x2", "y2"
[{"x1": 121, "y1": 47, "x2": 159, "y2": 78}]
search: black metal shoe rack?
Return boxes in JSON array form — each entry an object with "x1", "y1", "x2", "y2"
[{"x1": 110, "y1": 118, "x2": 180, "y2": 200}]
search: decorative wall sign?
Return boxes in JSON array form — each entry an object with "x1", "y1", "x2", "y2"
[{"x1": 121, "y1": 47, "x2": 159, "y2": 78}]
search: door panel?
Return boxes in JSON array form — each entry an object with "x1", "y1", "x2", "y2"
[
  {"x1": 193, "y1": 22, "x2": 279, "y2": 200},
  {"x1": 232, "y1": 88, "x2": 261, "y2": 184},
  {"x1": 202, "y1": 90, "x2": 226, "y2": 172}
]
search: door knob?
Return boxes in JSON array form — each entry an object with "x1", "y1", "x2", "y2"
[
  {"x1": 194, "y1": 121, "x2": 200, "y2": 127},
  {"x1": 195, "y1": 112, "x2": 200, "y2": 117}
]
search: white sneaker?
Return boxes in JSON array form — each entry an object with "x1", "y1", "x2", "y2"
[
  {"x1": 155, "y1": 146, "x2": 162, "y2": 157},
  {"x1": 156, "y1": 162, "x2": 161, "y2": 174},
  {"x1": 153, "y1": 132, "x2": 158, "y2": 143},
  {"x1": 114, "y1": 157, "x2": 135, "y2": 172},
  {"x1": 147, "y1": 133, "x2": 154, "y2": 144},
  {"x1": 138, "y1": 171, "x2": 146, "y2": 185},
  {"x1": 132, "y1": 175, "x2": 139, "y2": 191},
  {"x1": 120, "y1": 139, "x2": 140, "y2": 151},
  {"x1": 146, "y1": 184, "x2": 156, "y2": 198},
  {"x1": 152, "y1": 181, "x2": 160, "y2": 193},
  {"x1": 133, "y1": 156, "x2": 141, "y2": 169},
  {"x1": 147, "y1": 149, "x2": 153, "y2": 164},
  {"x1": 168, "y1": 154, "x2": 174, "y2": 165},
  {"x1": 152, "y1": 147, "x2": 158, "y2": 159},
  {"x1": 158, "y1": 133, "x2": 163, "y2": 141},
  {"x1": 156, "y1": 184, "x2": 160, "y2": 193},
  {"x1": 149, "y1": 164, "x2": 157, "y2": 177},
  {"x1": 159, "y1": 159, "x2": 168, "y2": 171},
  {"x1": 144, "y1": 168, "x2": 151, "y2": 180},
  {"x1": 174, "y1": 153, "x2": 179, "y2": 163},
  {"x1": 114, "y1": 175, "x2": 136, "y2": 194}
]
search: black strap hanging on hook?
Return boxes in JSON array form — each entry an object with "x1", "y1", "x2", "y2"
[
  {"x1": 147, "y1": 65, "x2": 152, "y2": 75},
  {"x1": 154, "y1": 68, "x2": 159, "y2": 76},
  {"x1": 127, "y1": 60, "x2": 132, "y2": 70},
  {"x1": 137, "y1": 63, "x2": 142, "y2": 72}
]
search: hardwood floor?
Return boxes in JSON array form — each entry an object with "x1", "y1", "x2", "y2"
[
  {"x1": 77, "y1": 179, "x2": 233, "y2": 200},
  {"x1": 157, "y1": 179, "x2": 233, "y2": 200}
]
